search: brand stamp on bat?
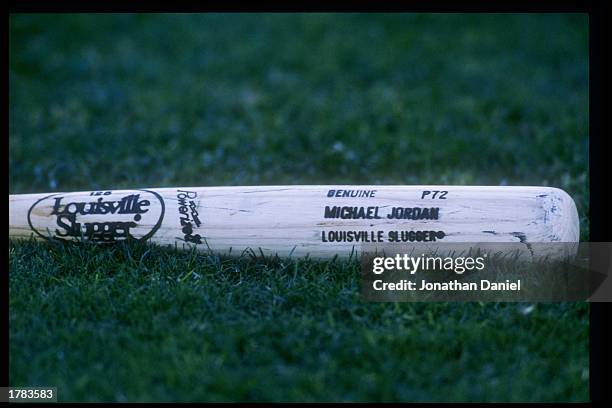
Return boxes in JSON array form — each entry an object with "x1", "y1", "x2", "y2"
[
  {"x1": 27, "y1": 190, "x2": 165, "y2": 242},
  {"x1": 176, "y1": 189, "x2": 203, "y2": 244}
]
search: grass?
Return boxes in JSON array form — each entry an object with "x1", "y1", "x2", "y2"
[{"x1": 9, "y1": 13, "x2": 589, "y2": 401}]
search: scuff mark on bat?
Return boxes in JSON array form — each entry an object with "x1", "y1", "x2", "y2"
[
  {"x1": 202, "y1": 207, "x2": 253, "y2": 215},
  {"x1": 511, "y1": 232, "x2": 534, "y2": 256},
  {"x1": 242, "y1": 188, "x2": 295, "y2": 194}
]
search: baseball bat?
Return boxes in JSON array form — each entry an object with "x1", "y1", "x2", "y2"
[{"x1": 9, "y1": 185, "x2": 579, "y2": 259}]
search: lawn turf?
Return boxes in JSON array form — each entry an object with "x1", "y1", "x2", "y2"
[{"x1": 9, "y1": 13, "x2": 589, "y2": 401}]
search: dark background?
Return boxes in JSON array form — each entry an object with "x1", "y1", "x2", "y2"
[{"x1": 9, "y1": 14, "x2": 590, "y2": 401}]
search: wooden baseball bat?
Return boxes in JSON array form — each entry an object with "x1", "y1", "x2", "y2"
[{"x1": 9, "y1": 185, "x2": 579, "y2": 258}]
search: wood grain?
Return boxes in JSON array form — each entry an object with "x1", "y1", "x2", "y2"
[{"x1": 9, "y1": 185, "x2": 580, "y2": 259}]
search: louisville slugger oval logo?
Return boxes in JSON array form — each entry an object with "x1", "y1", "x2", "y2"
[{"x1": 27, "y1": 190, "x2": 165, "y2": 242}]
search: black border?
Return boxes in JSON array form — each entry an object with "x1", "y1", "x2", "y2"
[
  {"x1": 5, "y1": 0, "x2": 600, "y2": 13},
  {"x1": 6, "y1": 0, "x2": 609, "y2": 403},
  {"x1": 587, "y1": 2, "x2": 610, "y2": 404}
]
